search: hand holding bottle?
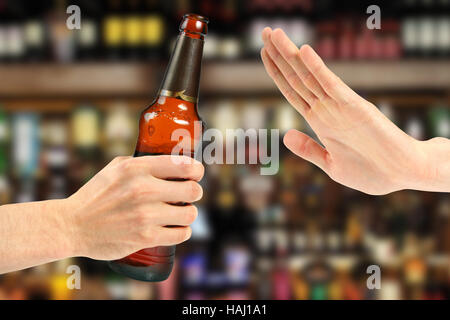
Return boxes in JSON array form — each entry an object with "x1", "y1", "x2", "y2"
[
  {"x1": 0, "y1": 155, "x2": 204, "y2": 274},
  {"x1": 261, "y1": 28, "x2": 450, "y2": 195},
  {"x1": 67, "y1": 155, "x2": 204, "y2": 261}
]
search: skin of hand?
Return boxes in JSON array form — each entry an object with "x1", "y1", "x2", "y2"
[
  {"x1": 0, "y1": 155, "x2": 204, "y2": 274},
  {"x1": 261, "y1": 27, "x2": 450, "y2": 195}
]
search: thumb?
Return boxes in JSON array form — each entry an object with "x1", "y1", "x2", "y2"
[{"x1": 283, "y1": 129, "x2": 331, "y2": 172}]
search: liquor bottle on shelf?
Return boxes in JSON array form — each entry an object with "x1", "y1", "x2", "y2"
[
  {"x1": 48, "y1": 0, "x2": 75, "y2": 63},
  {"x1": 70, "y1": 103, "x2": 101, "y2": 188},
  {"x1": 5, "y1": 0, "x2": 26, "y2": 62},
  {"x1": 24, "y1": 1, "x2": 49, "y2": 62},
  {"x1": 183, "y1": 195, "x2": 211, "y2": 296},
  {"x1": 103, "y1": 0, "x2": 125, "y2": 60},
  {"x1": 337, "y1": 19, "x2": 355, "y2": 60},
  {"x1": 212, "y1": 100, "x2": 238, "y2": 139},
  {"x1": 75, "y1": 0, "x2": 100, "y2": 61},
  {"x1": 417, "y1": 0, "x2": 436, "y2": 57},
  {"x1": 315, "y1": 21, "x2": 337, "y2": 60},
  {"x1": 123, "y1": 0, "x2": 143, "y2": 60},
  {"x1": 196, "y1": 0, "x2": 218, "y2": 60},
  {"x1": 41, "y1": 117, "x2": 69, "y2": 200},
  {"x1": 428, "y1": 102, "x2": 450, "y2": 138},
  {"x1": 217, "y1": 0, "x2": 242, "y2": 60},
  {"x1": 190, "y1": 197, "x2": 212, "y2": 243},
  {"x1": 245, "y1": 0, "x2": 271, "y2": 57},
  {"x1": 434, "y1": 195, "x2": 450, "y2": 253},
  {"x1": 271, "y1": 250, "x2": 291, "y2": 300},
  {"x1": 50, "y1": 259, "x2": 75, "y2": 300},
  {"x1": 274, "y1": 102, "x2": 303, "y2": 135},
  {"x1": 402, "y1": 0, "x2": 420, "y2": 58},
  {"x1": 382, "y1": 20, "x2": 402, "y2": 60},
  {"x1": 291, "y1": 269, "x2": 309, "y2": 300},
  {"x1": 0, "y1": 107, "x2": 10, "y2": 204},
  {"x1": 224, "y1": 241, "x2": 251, "y2": 298},
  {"x1": 104, "y1": 101, "x2": 137, "y2": 160},
  {"x1": 404, "y1": 114, "x2": 426, "y2": 141},
  {"x1": 303, "y1": 258, "x2": 333, "y2": 300},
  {"x1": 142, "y1": 0, "x2": 166, "y2": 59},
  {"x1": 0, "y1": 0, "x2": 7, "y2": 63},
  {"x1": 108, "y1": 14, "x2": 209, "y2": 282},
  {"x1": 435, "y1": 0, "x2": 450, "y2": 57},
  {"x1": 378, "y1": 101, "x2": 397, "y2": 123},
  {"x1": 12, "y1": 113, "x2": 40, "y2": 203}
]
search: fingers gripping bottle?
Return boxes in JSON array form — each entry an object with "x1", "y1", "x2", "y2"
[{"x1": 108, "y1": 14, "x2": 208, "y2": 282}]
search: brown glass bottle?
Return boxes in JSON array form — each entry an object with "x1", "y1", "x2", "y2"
[{"x1": 108, "y1": 14, "x2": 208, "y2": 282}]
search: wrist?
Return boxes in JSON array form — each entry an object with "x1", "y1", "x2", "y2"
[
  {"x1": 46, "y1": 198, "x2": 79, "y2": 260},
  {"x1": 417, "y1": 137, "x2": 450, "y2": 192},
  {"x1": 402, "y1": 137, "x2": 448, "y2": 192}
]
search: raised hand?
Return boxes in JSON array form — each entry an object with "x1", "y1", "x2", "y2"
[{"x1": 261, "y1": 27, "x2": 449, "y2": 195}]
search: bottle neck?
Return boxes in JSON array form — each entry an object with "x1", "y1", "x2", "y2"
[{"x1": 158, "y1": 32, "x2": 204, "y2": 104}]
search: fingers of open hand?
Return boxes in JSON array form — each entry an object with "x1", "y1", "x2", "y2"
[
  {"x1": 269, "y1": 28, "x2": 328, "y2": 103},
  {"x1": 260, "y1": 48, "x2": 309, "y2": 116},
  {"x1": 262, "y1": 28, "x2": 358, "y2": 111},
  {"x1": 298, "y1": 44, "x2": 357, "y2": 106},
  {"x1": 283, "y1": 129, "x2": 331, "y2": 172},
  {"x1": 262, "y1": 28, "x2": 317, "y2": 108}
]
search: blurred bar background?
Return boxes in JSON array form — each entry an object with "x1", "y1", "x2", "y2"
[{"x1": 0, "y1": 0, "x2": 449, "y2": 300}]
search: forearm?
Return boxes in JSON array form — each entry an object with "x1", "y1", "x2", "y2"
[
  {"x1": 0, "y1": 199, "x2": 74, "y2": 274},
  {"x1": 413, "y1": 137, "x2": 450, "y2": 193}
]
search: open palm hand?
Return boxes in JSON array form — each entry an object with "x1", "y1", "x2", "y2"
[{"x1": 261, "y1": 28, "x2": 436, "y2": 195}]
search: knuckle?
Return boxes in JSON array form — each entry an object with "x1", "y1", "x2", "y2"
[
  {"x1": 311, "y1": 60, "x2": 323, "y2": 74},
  {"x1": 286, "y1": 50, "x2": 298, "y2": 64},
  {"x1": 138, "y1": 226, "x2": 153, "y2": 242},
  {"x1": 310, "y1": 97, "x2": 321, "y2": 108},
  {"x1": 303, "y1": 72, "x2": 315, "y2": 87},
  {"x1": 112, "y1": 156, "x2": 128, "y2": 164},
  {"x1": 322, "y1": 96, "x2": 335, "y2": 107},
  {"x1": 143, "y1": 178, "x2": 159, "y2": 195},
  {"x1": 133, "y1": 178, "x2": 160, "y2": 201},
  {"x1": 271, "y1": 46, "x2": 281, "y2": 60},
  {"x1": 298, "y1": 138, "x2": 311, "y2": 155},
  {"x1": 136, "y1": 210, "x2": 150, "y2": 225},
  {"x1": 128, "y1": 183, "x2": 144, "y2": 200},
  {"x1": 284, "y1": 89, "x2": 296, "y2": 103},
  {"x1": 118, "y1": 158, "x2": 135, "y2": 174},
  {"x1": 123, "y1": 188, "x2": 138, "y2": 201},
  {"x1": 323, "y1": 78, "x2": 337, "y2": 91},
  {"x1": 268, "y1": 64, "x2": 280, "y2": 78},
  {"x1": 286, "y1": 72, "x2": 298, "y2": 87}
]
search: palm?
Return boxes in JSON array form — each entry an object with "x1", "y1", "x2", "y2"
[{"x1": 261, "y1": 28, "x2": 425, "y2": 195}]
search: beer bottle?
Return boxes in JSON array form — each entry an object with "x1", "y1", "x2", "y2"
[{"x1": 108, "y1": 13, "x2": 208, "y2": 282}]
